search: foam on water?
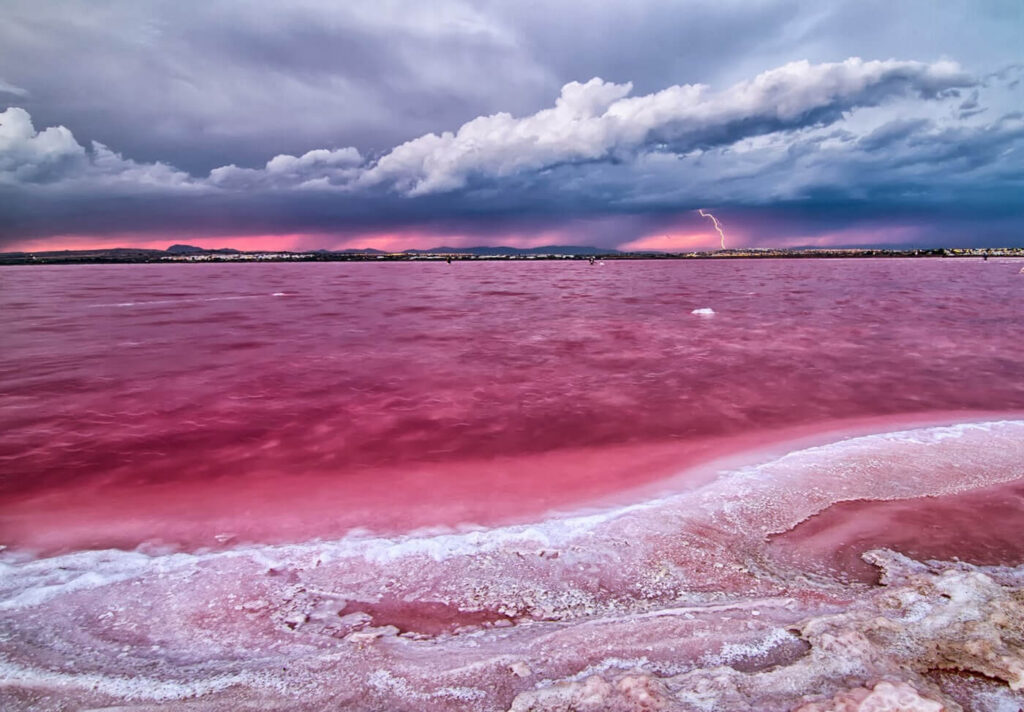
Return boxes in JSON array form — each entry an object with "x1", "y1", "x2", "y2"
[{"x1": 89, "y1": 294, "x2": 272, "y2": 308}]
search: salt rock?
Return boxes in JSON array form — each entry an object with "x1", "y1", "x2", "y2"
[
  {"x1": 345, "y1": 624, "x2": 399, "y2": 646},
  {"x1": 509, "y1": 661, "x2": 532, "y2": 677},
  {"x1": 282, "y1": 612, "x2": 308, "y2": 630},
  {"x1": 508, "y1": 673, "x2": 669, "y2": 711},
  {"x1": 795, "y1": 680, "x2": 945, "y2": 712},
  {"x1": 336, "y1": 611, "x2": 372, "y2": 629}
]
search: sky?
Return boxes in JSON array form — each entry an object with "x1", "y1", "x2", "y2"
[{"x1": 0, "y1": 0, "x2": 1022, "y2": 253}]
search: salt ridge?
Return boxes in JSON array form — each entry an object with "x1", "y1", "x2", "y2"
[
  {"x1": 3, "y1": 419, "x2": 1022, "y2": 596},
  {"x1": 2, "y1": 419, "x2": 1023, "y2": 710}
]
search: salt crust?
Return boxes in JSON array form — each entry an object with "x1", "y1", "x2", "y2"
[
  {"x1": 2, "y1": 421, "x2": 1023, "y2": 710},
  {"x1": 508, "y1": 551, "x2": 1024, "y2": 711}
]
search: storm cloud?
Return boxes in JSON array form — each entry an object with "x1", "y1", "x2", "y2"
[{"x1": 0, "y1": 0, "x2": 1022, "y2": 250}]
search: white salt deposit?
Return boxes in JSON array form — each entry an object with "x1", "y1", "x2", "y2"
[{"x1": 2, "y1": 420, "x2": 1023, "y2": 710}]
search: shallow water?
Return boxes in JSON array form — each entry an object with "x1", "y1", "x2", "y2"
[{"x1": 1, "y1": 259, "x2": 1023, "y2": 710}]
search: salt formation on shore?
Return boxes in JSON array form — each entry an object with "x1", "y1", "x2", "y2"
[
  {"x1": 2, "y1": 421, "x2": 1023, "y2": 711},
  {"x1": 508, "y1": 551, "x2": 1024, "y2": 711}
]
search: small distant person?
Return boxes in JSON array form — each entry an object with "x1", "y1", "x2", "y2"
[
  {"x1": 589, "y1": 256, "x2": 596, "y2": 265},
  {"x1": 446, "y1": 255, "x2": 452, "y2": 264}
]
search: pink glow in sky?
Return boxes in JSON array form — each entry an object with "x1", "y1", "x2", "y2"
[
  {"x1": 618, "y1": 230, "x2": 724, "y2": 252},
  {"x1": 763, "y1": 225, "x2": 924, "y2": 249},
  {"x1": 6, "y1": 233, "x2": 322, "y2": 253},
  {"x1": 321, "y1": 227, "x2": 575, "y2": 253},
  {"x1": 3, "y1": 220, "x2": 930, "y2": 254},
  {"x1": 4, "y1": 227, "x2": 582, "y2": 254},
  {"x1": 4, "y1": 232, "x2": 442, "y2": 254}
]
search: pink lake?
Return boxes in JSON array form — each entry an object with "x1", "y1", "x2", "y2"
[{"x1": 1, "y1": 258, "x2": 1023, "y2": 711}]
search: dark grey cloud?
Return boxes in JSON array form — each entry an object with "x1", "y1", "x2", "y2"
[
  {"x1": 2, "y1": 0, "x2": 1020, "y2": 172},
  {"x1": 0, "y1": 1, "x2": 1022, "y2": 249},
  {"x1": 0, "y1": 79, "x2": 28, "y2": 97},
  {"x1": 0, "y1": 0, "x2": 553, "y2": 173},
  {"x1": 857, "y1": 119, "x2": 933, "y2": 152},
  {"x1": 0, "y1": 58, "x2": 986, "y2": 193}
]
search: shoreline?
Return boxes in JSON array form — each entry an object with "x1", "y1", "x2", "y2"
[
  {"x1": 4, "y1": 409, "x2": 1020, "y2": 560},
  {"x1": 2, "y1": 247, "x2": 1023, "y2": 265},
  {"x1": 3, "y1": 415, "x2": 1022, "y2": 710}
]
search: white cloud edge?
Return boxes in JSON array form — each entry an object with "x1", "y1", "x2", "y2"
[{"x1": 0, "y1": 57, "x2": 1004, "y2": 198}]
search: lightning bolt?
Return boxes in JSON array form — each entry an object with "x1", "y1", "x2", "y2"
[{"x1": 698, "y1": 209, "x2": 726, "y2": 250}]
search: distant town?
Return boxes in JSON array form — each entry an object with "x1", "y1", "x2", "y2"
[{"x1": 1, "y1": 243, "x2": 1022, "y2": 265}]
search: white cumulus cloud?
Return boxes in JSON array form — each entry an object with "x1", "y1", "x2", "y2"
[
  {"x1": 0, "y1": 107, "x2": 194, "y2": 189},
  {"x1": 0, "y1": 58, "x2": 987, "y2": 199},
  {"x1": 0, "y1": 107, "x2": 85, "y2": 183},
  {"x1": 209, "y1": 147, "x2": 364, "y2": 189},
  {"x1": 359, "y1": 58, "x2": 974, "y2": 195}
]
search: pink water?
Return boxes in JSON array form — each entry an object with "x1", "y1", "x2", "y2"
[{"x1": 1, "y1": 259, "x2": 1023, "y2": 711}]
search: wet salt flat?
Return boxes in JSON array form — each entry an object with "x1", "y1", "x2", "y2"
[{"x1": 1, "y1": 259, "x2": 1023, "y2": 710}]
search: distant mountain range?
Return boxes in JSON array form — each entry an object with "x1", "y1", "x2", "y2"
[
  {"x1": 166, "y1": 243, "x2": 618, "y2": 256},
  {"x1": 166, "y1": 244, "x2": 241, "y2": 255},
  {"x1": 408, "y1": 245, "x2": 617, "y2": 256}
]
